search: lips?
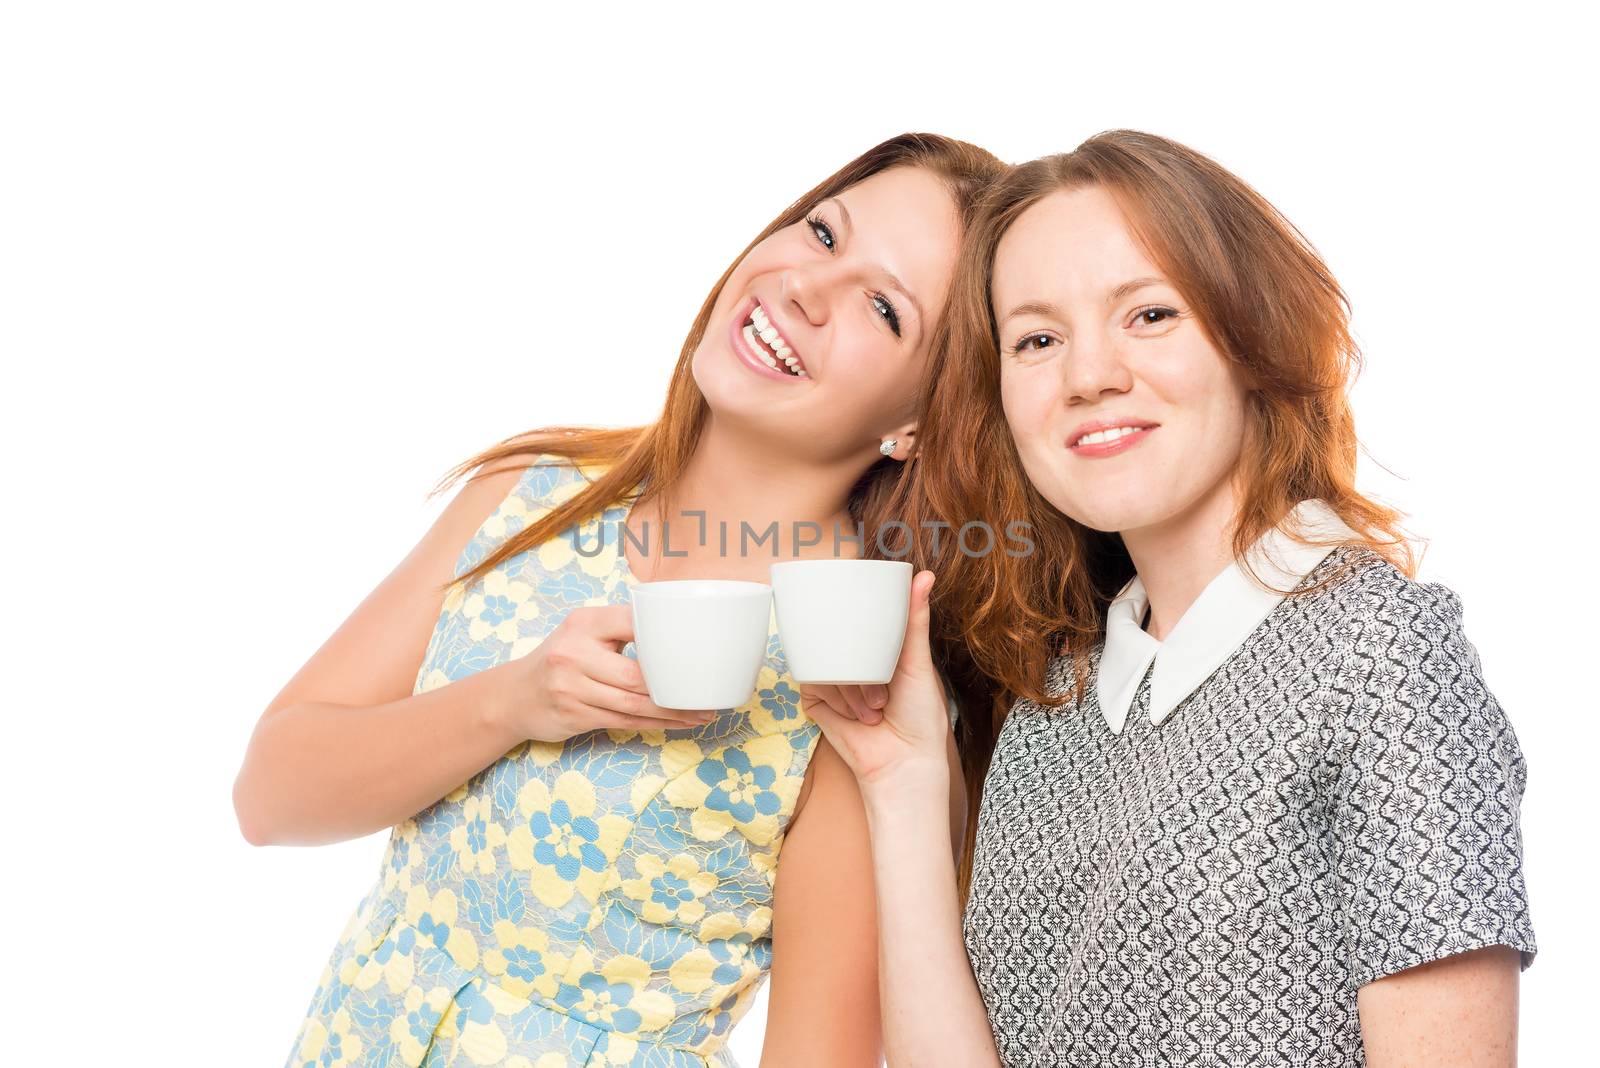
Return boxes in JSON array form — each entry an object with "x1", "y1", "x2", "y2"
[
  {"x1": 727, "y1": 296, "x2": 810, "y2": 384},
  {"x1": 1067, "y1": 417, "x2": 1159, "y2": 459}
]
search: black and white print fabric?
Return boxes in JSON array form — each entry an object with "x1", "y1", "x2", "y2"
[{"x1": 962, "y1": 548, "x2": 1536, "y2": 1067}]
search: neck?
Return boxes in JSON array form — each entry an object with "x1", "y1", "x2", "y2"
[
  {"x1": 1119, "y1": 480, "x2": 1241, "y2": 641},
  {"x1": 627, "y1": 414, "x2": 876, "y2": 579}
]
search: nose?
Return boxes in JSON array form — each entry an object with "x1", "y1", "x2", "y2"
[
  {"x1": 778, "y1": 262, "x2": 830, "y2": 328},
  {"x1": 1061, "y1": 329, "x2": 1133, "y2": 405}
]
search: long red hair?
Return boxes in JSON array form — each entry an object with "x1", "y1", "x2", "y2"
[
  {"x1": 889, "y1": 129, "x2": 1417, "y2": 898},
  {"x1": 430, "y1": 133, "x2": 1006, "y2": 601},
  {"x1": 428, "y1": 140, "x2": 1008, "y2": 881}
]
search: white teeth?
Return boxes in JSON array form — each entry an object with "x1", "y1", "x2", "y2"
[
  {"x1": 743, "y1": 324, "x2": 780, "y2": 368},
  {"x1": 1076, "y1": 426, "x2": 1143, "y2": 446},
  {"x1": 748, "y1": 301, "x2": 806, "y2": 376}
]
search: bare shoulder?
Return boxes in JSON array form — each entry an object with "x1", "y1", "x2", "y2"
[
  {"x1": 373, "y1": 450, "x2": 550, "y2": 598},
  {"x1": 430, "y1": 455, "x2": 544, "y2": 546},
  {"x1": 258, "y1": 453, "x2": 545, "y2": 719}
]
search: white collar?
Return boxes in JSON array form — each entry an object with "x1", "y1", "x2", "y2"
[{"x1": 1096, "y1": 498, "x2": 1356, "y2": 735}]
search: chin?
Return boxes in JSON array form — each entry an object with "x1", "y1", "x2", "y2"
[
  {"x1": 1060, "y1": 502, "x2": 1131, "y2": 534},
  {"x1": 689, "y1": 350, "x2": 743, "y2": 414},
  {"x1": 1048, "y1": 485, "x2": 1169, "y2": 535}
]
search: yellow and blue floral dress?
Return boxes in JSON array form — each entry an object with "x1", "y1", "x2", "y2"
[{"x1": 286, "y1": 454, "x2": 820, "y2": 1068}]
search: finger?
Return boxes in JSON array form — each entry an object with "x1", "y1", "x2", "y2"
[
  {"x1": 797, "y1": 687, "x2": 855, "y2": 740},
  {"x1": 863, "y1": 684, "x2": 888, "y2": 709},
  {"x1": 837, "y1": 684, "x2": 882, "y2": 726},
  {"x1": 581, "y1": 679, "x2": 713, "y2": 727},
  {"x1": 590, "y1": 649, "x2": 653, "y2": 694},
  {"x1": 571, "y1": 603, "x2": 637, "y2": 645},
  {"x1": 894, "y1": 570, "x2": 937, "y2": 682},
  {"x1": 803, "y1": 683, "x2": 857, "y2": 721},
  {"x1": 589, "y1": 708, "x2": 711, "y2": 734}
]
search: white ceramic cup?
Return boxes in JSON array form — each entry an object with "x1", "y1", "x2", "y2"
[
  {"x1": 628, "y1": 579, "x2": 772, "y2": 710},
  {"x1": 769, "y1": 559, "x2": 913, "y2": 685}
]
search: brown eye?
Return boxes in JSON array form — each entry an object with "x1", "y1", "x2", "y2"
[
  {"x1": 1010, "y1": 334, "x2": 1056, "y2": 355},
  {"x1": 1133, "y1": 306, "x2": 1178, "y2": 326}
]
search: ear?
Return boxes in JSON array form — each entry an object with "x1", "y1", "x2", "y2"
[{"x1": 879, "y1": 422, "x2": 919, "y2": 462}]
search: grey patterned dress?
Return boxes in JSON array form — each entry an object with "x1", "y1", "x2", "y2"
[{"x1": 962, "y1": 547, "x2": 1536, "y2": 1066}]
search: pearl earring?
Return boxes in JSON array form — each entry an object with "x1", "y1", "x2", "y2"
[{"x1": 879, "y1": 439, "x2": 898, "y2": 457}]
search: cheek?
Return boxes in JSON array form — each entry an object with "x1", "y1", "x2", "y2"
[
  {"x1": 999, "y1": 364, "x2": 1054, "y2": 451},
  {"x1": 1151, "y1": 343, "x2": 1251, "y2": 463},
  {"x1": 997, "y1": 369, "x2": 1027, "y2": 436},
  {"x1": 1145, "y1": 335, "x2": 1245, "y2": 413},
  {"x1": 1195, "y1": 358, "x2": 1251, "y2": 445},
  {"x1": 1142, "y1": 338, "x2": 1221, "y2": 405},
  {"x1": 830, "y1": 334, "x2": 920, "y2": 416}
]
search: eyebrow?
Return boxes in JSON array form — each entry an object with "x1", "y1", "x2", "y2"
[
  {"x1": 826, "y1": 196, "x2": 926, "y2": 329},
  {"x1": 1000, "y1": 276, "x2": 1169, "y2": 324},
  {"x1": 1108, "y1": 276, "x2": 1167, "y2": 304},
  {"x1": 999, "y1": 298, "x2": 1062, "y2": 324}
]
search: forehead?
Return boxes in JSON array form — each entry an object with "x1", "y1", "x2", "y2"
[
  {"x1": 992, "y1": 186, "x2": 1161, "y2": 305},
  {"x1": 834, "y1": 166, "x2": 961, "y2": 306}
]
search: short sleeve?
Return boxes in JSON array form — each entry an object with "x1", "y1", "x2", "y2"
[{"x1": 1329, "y1": 580, "x2": 1536, "y2": 988}]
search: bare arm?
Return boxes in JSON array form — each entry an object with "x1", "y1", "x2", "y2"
[
  {"x1": 232, "y1": 463, "x2": 529, "y2": 845},
  {"x1": 801, "y1": 571, "x2": 1001, "y2": 1067},
  {"x1": 761, "y1": 737, "x2": 882, "y2": 1067},
  {"x1": 861, "y1": 761, "x2": 996, "y2": 1067},
  {"x1": 1358, "y1": 946, "x2": 1521, "y2": 1067},
  {"x1": 233, "y1": 461, "x2": 701, "y2": 846}
]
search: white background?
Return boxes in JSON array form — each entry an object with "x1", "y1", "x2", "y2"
[{"x1": 3, "y1": 3, "x2": 1594, "y2": 1063}]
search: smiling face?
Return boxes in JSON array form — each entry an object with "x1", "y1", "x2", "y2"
[
  {"x1": 993, "y1": 185, "x2": 1251, "y2": 536},
  {"x1": 691, "y1": 165, "x2": 961, "y2": 461}
]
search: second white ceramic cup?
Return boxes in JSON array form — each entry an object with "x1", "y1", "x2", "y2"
[
  {"x1": 769, "y1": 559, "x2": 913, "y2": 685},
  {"x1": 629, "y1": 579, "x2": 772, "y2": 710}
]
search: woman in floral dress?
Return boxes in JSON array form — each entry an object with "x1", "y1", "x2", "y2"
[{"x1": 233, "y1": 132, "x2": 1005, "y2": 1067}]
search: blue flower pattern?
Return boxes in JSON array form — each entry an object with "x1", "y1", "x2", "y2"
[
  {"x1": 757, "y1": 681, "x2": 801, "y2": 724},
  {"x1": 697, "y1": 750, "x2": 782, "y2": 824},
  {"x1": 284, "y1": 455, "x2": 820, "y2": 1068}
]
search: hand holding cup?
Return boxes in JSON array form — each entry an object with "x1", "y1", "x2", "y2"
[
  {"x1": 496, "y1": 604, "x2": 717, "y2": 740},
  {"x1": 797, "y1": 569, "x2": 952, "y2": 789}
]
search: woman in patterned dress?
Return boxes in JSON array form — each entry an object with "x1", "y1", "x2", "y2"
[
  {"x1": 232, "y1": 132, "x2": 1005, "y2": 1067},
  {"x1": 804, "y1": 130, "x2": 1535, "y2": 1066}
]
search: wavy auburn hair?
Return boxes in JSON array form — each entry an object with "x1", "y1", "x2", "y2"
[
  {"x1": 429, "y1": 132, "x2": 1005, "y2": 602},
  {"x1": 891, "y1": 130, "x2": 1417, "y2": 898},
  {"x1": 431, "y1": 138, "x2": 1007, "y2": 889}
]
